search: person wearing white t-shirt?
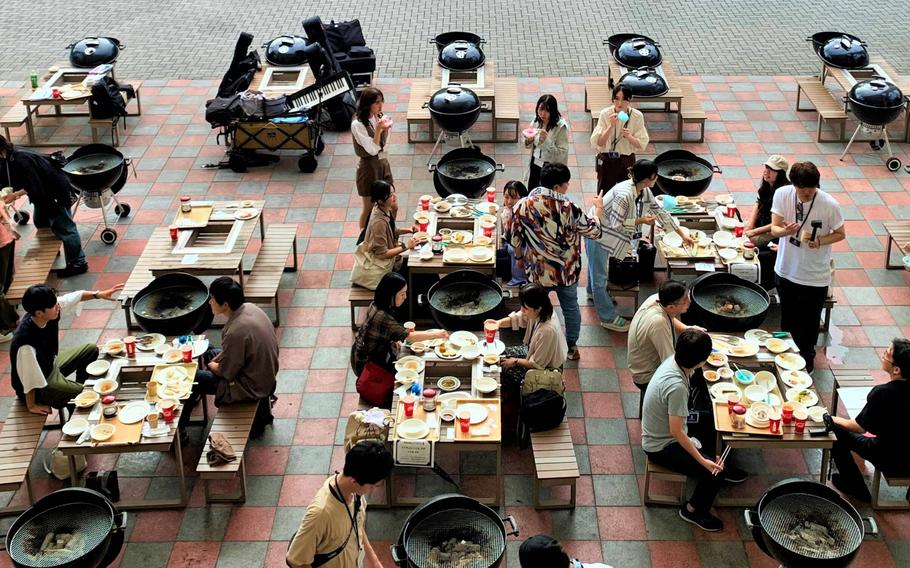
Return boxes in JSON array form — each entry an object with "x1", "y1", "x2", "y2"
[{"x1": 770, "y1": 161, "x2": 845, "y2": 372}]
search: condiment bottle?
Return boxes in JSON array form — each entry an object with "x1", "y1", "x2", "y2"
[
  {"x1": 422, "y1": 388, "x2": 437, "y2": 412},
  {"x1": 102, "y1": 395, "x2": 118, "y2": 417},
  {"x1": 731, "y1": 404, "x2": 747, "y2": 429},
  {"x1": 431, "y1": 235, "x2": 443, "y2": 254},
  {"x1": 180, "y1": 196, "x2": 192, "y2": 213}
]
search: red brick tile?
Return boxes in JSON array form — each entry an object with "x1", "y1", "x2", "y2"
[
  {"x1": 589, "y1": 445, "x2": 635, "y2": 474},
  {"x1": 878, "y1": 287, "x2": 910, "y2": 305},
  {"x1": 244, "y1": 446, "x2": 290, "y2": 475},
  {"x1": 577, "y1": 347, "x2": 615, "y2": 368},
  {"x1": 294, "y1": 418, "x2": 338, "y2": 445},
  {"x1": 279, "y1": 475, "x2": 328, "y2": 506},
  {"x1": 649, "y1": 541, "x2": 701, "y2": 568},
  {"x1": 224, "y1": 507, "x2": 275, "y2": 540},
  {"x1": 855, "y1": 307, "x2": 896, "y2": 326},
  {"x1": 272, "y1": 392, "x2": 301, "y2": 418},
  {"x1": 70, "y1": 309, "x2": 111, "y2": 328},
  {"x1": 304, "y1": 369, "x2": 348, "y2": 392},
  {"x1": 561, "y1": 540, "x2": 605, "y2": 562},
  {"x1": 285, "y1": 307, "x2": 324, "y2": 326},
  {"x1": 582, "y1": 392, "x2": 624, "y2": 418},
  {"x1": 504, "y1": 506, "x2": 552, "y2": 540},
  {"x1": 279, "y1": 348, "x2": 313, "y2": 369},
  {"x1": 130, "y1": 510, "x2": 184, "y2": 542},
  {"x1": 167, "y1": 542, "x2": 220, "y2": 568},
  {"x1": 597, "y1": 506, "x2": 646, "y2": 539},
  {"x1": 850, "y1": 540, "x2": 898, "y2": 568}
]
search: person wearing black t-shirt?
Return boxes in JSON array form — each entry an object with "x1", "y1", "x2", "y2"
[{"x1": 824, "y1": 338, "x2": 910, "y2": 502}]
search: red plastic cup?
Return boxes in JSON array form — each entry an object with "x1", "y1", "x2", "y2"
[
  {"x1": 418, "y1": 219, "x2": 429, "y2": 233},
  {"x1": 769, "y1": 409, "x2": 782, "y2": 435},
  {"x1": 793, "y1": 409, "x2": 808, "y2": 434},
  {"x1": 404, "y1": 321, "x2": 416, "y2": 335},
  {"x1": 782, "y1": 403, "x2": 794, "y2": 425},
  {"x1": 402, "y1": 395, "x2": 416, "y2": 418},
  {"x1": 726, "y1": 204, "x2": 736, "y2": 218},
  {"x1": 51, "y1": 88, "x2": 61, "y2": 99},
  {"x1": 181, "y1": 344, "x2": 193, "y2": 363},
  {"x1": 123, "y1": 336, "x2": 136, "y2": 358},
  {"x1": 420, "y1": 195, "x2": 431, "y2": 211},
  {"x1": 482, "y1": 223, "x2": 494, "y2": 238},
  {"x1": 160, "y1": 401, "x2": 176, "y2": 424},
  {"x1": 484, "y1": 319, "x2": 498, "y2": 344},
  {"x1": 734, "y1": 225, "x2": 744, "y2": 238},
  {"x1": 170, "y1": 227, "x2": 179, "y2": 241},
  {"x1": 457, "y1": 409, "x2": 471, "y2": 433},
  {"x1": 486, "y1": 187, "x2": 496, "y2": 203}
]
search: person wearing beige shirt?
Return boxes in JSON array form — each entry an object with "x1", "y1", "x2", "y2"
[
  {"x1": 590, "y1": 84, "x2": 650, "y2": 195},
  {"x1": 628, "y1": 281, "x2": 695, "y2": 416}
]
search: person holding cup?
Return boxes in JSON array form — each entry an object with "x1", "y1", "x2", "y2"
[
  {"x1": 770, "y1": 161, "x2": 845, "y2": 373},
  {"x1": 352, "y1": 87, "x2": 394, "y2": 230},
  {"x1": 351, "y1": 181, "x2": 420, "y2": 290},
  {"x1": 590, "y1": 85, "x2": 649, "y2": 196},
  {"x1": 524, "y1": 95, "x2": 570, "y2": 190}
]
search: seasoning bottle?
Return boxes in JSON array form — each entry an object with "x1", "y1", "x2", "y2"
[
  {"x1": 180, "y1": 196, "x2": 192, "y2": 214},
  {"x1": 731, "y1": 404, "x2": 747, "y2": 430},
  {"x1": 431, "y1": 235, "x2": 443, "y2": 254},
  {"x1": 422, "y1": 388, "x2": 437, "y2": 412},
  {"x1": 29, "y1": 71, "x2": 38, "y2": 89},
  {"x1": 102, "y1": 395, "x2": 118, "y2": 418}
]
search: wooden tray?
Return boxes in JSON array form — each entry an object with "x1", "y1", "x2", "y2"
[
  {"x1": 149, "y1": 363, "x2": 197, "y2": 400},
  {"x1": 391, "y1": 399, "x2": 441, "y2": 443},
  {"x1": 96, "y1": 412, "x2": 144, "y2": 445},
  {"x1": 713, "y1": 402, "x2": 783, "y2": 437},
  {"x1": 174, "y1": 205, "x2": 213, "y2": 229},
  {"x1": 659, "y1": 242, "x2": 717, "y2": 261},
  {"x1": 454, "y1": 399, "x2": 501, "y2": 442}
]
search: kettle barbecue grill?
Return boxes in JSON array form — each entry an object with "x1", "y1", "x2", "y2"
[
  {"x1": 839, "y1": 77, "x2": 908, "y2": 171},
  {"x1": 62, "y1": 144, "x2": 132, "y2": 244}
]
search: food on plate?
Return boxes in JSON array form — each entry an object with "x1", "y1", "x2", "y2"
[
  {"x1": 707, "y1": 352, "x2": 727, "y2": 366},
  {"x1": 703, "y1": 370, "x2": 719, "y2": 382},
  {"x1": 789, "y1": 389, "x2": 816, "y2": 405},
  {"x1": 718, "y1": 367, "x2": 734, "y2": 380},
  {"x1": 91, "y1": 423, "x2": 115, "y2": 442},
  {"x1": 765, "y1": 338, "x2": 789, "y2": 353},
  {"x1": 451, "y1": 231, "x2": 467, "y2": 243},
  {"x1": 404, "y1": 360, "x2": 421, "y2": 371},
  {"x1": 95, "y1": 379, "x2": 117, "y2": 394},
  {"x1": 104, "y1": 340, "x2": 124, "y2": 354},
  {"x1": 75, "y1": 391, "x2": 100, "y2": 408},
  {"x1": 437, "y1": 342, "x2": 459, "y2": 357},
  {"x1": 437, "y1": 376, "x2": 460, "y2": 391},
  {"x1": 410, "y1": 341, "x2": 428, "y2": 353},
  {"x1": 483, "y1": 354, "x2": 500, "y2": 365}
]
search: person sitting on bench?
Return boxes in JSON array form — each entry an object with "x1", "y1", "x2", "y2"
[
  {"x1": 179, "y1": 277, "x2": 279, "y2": 438},
  {"x1": 10, "y1": 284, "x2": 123, "y2": 415}
]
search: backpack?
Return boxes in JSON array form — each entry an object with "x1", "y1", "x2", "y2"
[
  {"x1": 89, "y1": 76, "x2": 130, "y2": 119},
  {"x1": 217, "y1": 32, "x2": 261, "y2": 98},
  {"x1": 205, "y1": 94, "x2": 243, "y2": 128},
  {"x1": 517, "y1": 388, "x2": 567, "y2": 448}
]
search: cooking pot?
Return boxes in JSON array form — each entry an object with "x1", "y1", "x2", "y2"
[
  {"x1": 63, "y1": 144, "x2": 130, "y2": 194},
  {"x1": 606, "y1": 34, "x2": 662, "y2": 68},
  {"x1": 745, "y1": 479, "x2": 877, "y2": 568},
  {"x1": 4, "y1": 488, "x2": 125, "y2": 568},
  {"x1": 682, "y1": 272, "x2": 770, "y2": 332},
  {"x1": 653, "y1": 149, "x2": 722, "y2": 197},
  {"x1": 263, "y1": 35, "x2": 310, "y2": 66},
  {"x1": 617, "y1": 67, "x2": 669, "y2": 98},
  {"x1": 438, "y1": 40, "x2": 485, "y2": 71},
  {"x1": 391, "y1": 494, "x2": 518, "y2": 568},
  {"x1": 430, "y1": 32, "x2": 485, "y2": 52},
  {"x1": 846, "y1": 78, "x2": 906, "y2": 126},
  {"x1": 131, "y1": 272, "x2": 214, "y2": 336},
  {"x1": 424, "y1": 86, "x2": 483, "y2": 134},
  {"x1": 420, "y1": 270, "x2": 506, "y2": 331},
  {"x1": 430, "y1": 146, "x2": 503, "y2": 199},
  {"x1": 67, "y1": 37, "x2": 123, "y2": 68},
  {"x1": 808, "y1": 32, "x2": 868, "y2": 69}
]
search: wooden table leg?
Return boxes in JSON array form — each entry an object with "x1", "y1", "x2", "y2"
[
  {"x1": 884, "y1": 234, "x2": 896, "y2": 269},
  {"x1": 174, "y1": 430, "x2": 188, "y2": 505},
  {"x1": 68, "y1": 456, "x2": 79, "y2": 487},
  {"x1": 820, "y1": 448, "x2": 831, "y2": 482}
]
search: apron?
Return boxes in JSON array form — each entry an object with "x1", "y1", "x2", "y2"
[{"x1": 353, "y1": 120, "x2": 393, "y2": 197}]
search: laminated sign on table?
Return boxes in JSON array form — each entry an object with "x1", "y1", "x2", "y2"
[{"x1": 394, "y1": 439, "x2": 435, "y2": 467}]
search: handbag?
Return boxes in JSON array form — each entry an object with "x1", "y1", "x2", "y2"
[
  {"x1": 355, "y1": 361, "x2": 395, "y2": 407},
  {"x1": 521, "y1": 369, "x2": 565, "y2": 396},
  {"x1": 637, "y1": 240, "x2": 657, "y2": 282},
  {"x1": 351, "y1": 241, "x2": 395, "y2": 290},
  {"x1": 344, "y1": 407, "x2": 392, "y2": 451},
  {"x1": 608, "y1": 255, "x2": 639, "y2": 288},
  {"x1": 45, "y1": 449, "x2": 87, "y2": 481}
]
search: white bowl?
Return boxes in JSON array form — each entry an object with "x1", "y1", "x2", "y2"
[
  {"x1": 474, "y1": 376, "x2": 498, "y2": 394},
  {"x1": 91, "y1": 423, "x2": 116, "y2": 442},
  {"x1": 395, "y1": 370, "x2": 418, "y2": 385},
  {"x1": 718, "y1": 248, "x2": 738, "y2": 261},
  {"x1": 703, "y1": 370, "x2": 719, "y2": 382},
  {"x1": 437, "y1": 376, "x2": 461, "y2": 392},
  {"x1": 92, "y1": 379, "x2": 119, "y2": 395},
  {"x1": 460, "y1": 345, "x2": 482, "y2": 360},
  {"x1": 808, "y1": 406, "x2": 827, "y2": 423},
  {"x1": 154, "y1": 344, "x2": 170, "y2": 355},
  {"x1": 754, "y1": 371, "x2": 776, "y2": 390},
  {"x1": 62, "y1": 418, "x2": 89, "y2": 437},
  {"x1": 744, "y1": 384, "x2": 769, "y2": 406},
  {"x1": 74, "y1": 391, "x2": 100, "y2": 408},
  {"x1": 86, "y1": 360, "x2": 110, "y2": 377},
  {"x1": 162, "y1": 349, "x2": 183, "y2": 364}
]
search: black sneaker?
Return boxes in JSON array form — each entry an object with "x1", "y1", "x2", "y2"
[
  {"x1": 722, "y1": 465, "x2": 748, "y2": 484},
  {"x1": 822, "y1": 413, "x2": 835, "y2": 433},
  {"x1": 831, "y1": 473, "x2": 872, "y2": 502},
  {"x1": 56, "y1": 262, "x2": 89, "y2": 278},
  {"x1": 679, "y1": 506, "x2": 723, "y2": 532}
]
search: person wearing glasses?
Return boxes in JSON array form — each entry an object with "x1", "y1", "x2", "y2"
[
  {"x1": 590, "y1": 84, "x2": 649, "y2": 196},
  {"x1": 823, "y1": 338, "x2": 910, "y2": 502},
  {"x1": 770, "y1": 161, "x2": 845, "y2": 373}
]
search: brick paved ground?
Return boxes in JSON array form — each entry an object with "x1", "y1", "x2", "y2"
[
  {"x1": 0, "y1": 0, "x2": 908, "y2": 80},
  {"x1": 0, "y1": 71, "x2": 909, "y2": 567}
]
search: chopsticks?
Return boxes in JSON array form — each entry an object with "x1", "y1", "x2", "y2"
[{"x1": 713, "y1": 446, "x2": 732, "y2": 476}]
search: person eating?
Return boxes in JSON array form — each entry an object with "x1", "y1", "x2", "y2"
[{"x1": 351, "y1": 180, "x2": 420, "y2": 290}]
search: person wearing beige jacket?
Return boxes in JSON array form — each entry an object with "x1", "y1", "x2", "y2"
[
  {"x1": 590, "y1": 84, "x2": 649, "y2": 195},
  {"x1": 524, "y1": 95, "x2": 570, "y2": 189}
]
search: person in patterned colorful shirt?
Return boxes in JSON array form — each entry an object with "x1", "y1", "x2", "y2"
[{"x1": 510, "y1": 162, "x2": 602, "y2": 360}]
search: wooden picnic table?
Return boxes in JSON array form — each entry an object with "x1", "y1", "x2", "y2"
[
  {"x1": 56, "y1": 362, "x2": 189, "y2": 510},
  {"x1": 431, "y1": 60, "x2": 497, "y2": 110}
]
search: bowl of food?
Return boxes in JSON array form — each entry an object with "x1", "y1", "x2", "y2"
[
  {"x1": 474, "y1": 376, "x2": 498, "y2": 394},
  {"x1": 436, "y1": 376, "x2": 461, "y2": 392},
  {"x1": 483, "y1": 354, "x2": 500, "y2": 365},
  {"x1": 765, "y1": 338, "x2": 789, "y2": 354},
  {"x1": 754, "y1": 371, "x2": 776, "y2": 390},
  {"x1": 90, "y1": 423, "x2": 116, "y2": 442},
  {"x1": 703, "y1": 370, "x2": 719, "y2": 382},
  {"x1": 395, "y1": 356, "x2": 425, "y2": 373},
  {"x1": 74, "y1": 391, "x2": 100, "y2": 408},
  {"x1": 707, "y1": 352, "x2": 728, "y2": 367},
  {"x1": 104, "y1": 340, "x2": 124, "y2": 355},
  {"x1": 162, "y1": 348, "x2": 183, "y2": 364},
  {"x1": 86, "y1": 359, "x2": 110, "y2": 377},
  {"x1": 395, "y1": 370, "x2": 418, "y2": 385},
  {"x1": 434, "y1": 200, "x2": 452, "y2": 213},
  {"x1": 718, "y1": 367, "x2": 734, "y2": 381},
  {"x1": 438, "y1": 228, "x2": 453, "y2": 238},
  {"x1": 744, "y1": 384, "x2": 768, "y2": 406},
  {"x1": 439, "y1": 408, "x2": 457, "y2": 422},
  {"x1": 62, "y1": 418, "x2": 89, "y2": 438},
  {"x1": 92, "y1": 379, "x2": 119, "y2": 395},
  {"x1": 410, "y1": 341, "x2": 428, "y2": 354}
]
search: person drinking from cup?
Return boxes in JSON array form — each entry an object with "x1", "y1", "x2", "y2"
[
  {"x1": 351, "y1": 181, "x2": 420, "y2": 290},
  {"x1": 10, "y1": 284, "x2": 122, "y2": 415},
  {"x1": 590, "y1": 85, "x2": 649, "y2": 196},
  {"x1": 524, "y1": 95, "x2": 570, "y2": 190},
  {"x1": 770, "y1": 161, "x2": 845, "y2": 373},
  {"x1": 352, "y1": 87, "x2": 394, "y2": 230}
]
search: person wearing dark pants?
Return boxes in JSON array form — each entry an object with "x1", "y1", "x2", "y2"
[
  {"x1": 642, "y1": 329, "x2": 747, "y2": 532},
  {"x1": 590, "y1": 85, "x2": 649, "y2": 196},
  {"x1": 823, "y1": 338, "x2": 910, "y2": 502},
  {"x1": 770, "y1": 161, "x2": 845, "y2": 373}
]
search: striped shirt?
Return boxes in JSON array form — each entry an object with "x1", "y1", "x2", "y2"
[
  {"x1": 511, "y1": 187, "x2": 602, "y2": 287},
  {"x1": 590, "y1": 179, "x2": 679, "y2": 259}
]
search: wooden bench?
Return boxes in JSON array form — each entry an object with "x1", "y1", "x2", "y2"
[
  {"x1": 530, "y1": 419, "x2": 579, "y2": 509},
  {"x1": 493, "y1": 77, "x2": 520, "y2": 142},
  {"x1": 830, "y1": 368, "x2": 876, "y2": 418},
  {"x1": 1, "y1": 102, "x2": 33, "y2": 142},
  {"x1": 584, "y1": 77, "x2": 612, "y2": 130},
  {"x1": 871, "y1": 469, "x2": 910, "y2": 510},
  {"x1": 406, "y1": 79, "x2": 433, "y2": 143},
  {"x1": 0, "y1": 400, "x2": 49, "y2": 516},
  {"x1": 502, "y1": 284, "x2": 521, "y2": 312},
  {"x1": 677, "y1": 79, "x2": 707, "y2": 143},
  {"x1": 349, "y1": 285, "x2": 374, "y2": 330},
  {"x1": 243, "y1": 223, "x2": 298, "y2": 326},
  {"x1": 607, "y1": 281, "x2": 640, "y2": 311},
  {"x1": 795, "y1": 77, "x2": 847, "y2": 142},
  {"x1": 643, "y1": 458, "x2": 688, "y2": 506},
  {"x1": 89, "y1": 80, "x2": 143, "y2": 146},
  {"x1": 882, "y1": 220, "x2": 910, "y2": 269},
  {"x1": 6, "y1": 229, "x2": 62, "y2": 305},
  {"x1": 196, "y1": 402, "x2": 257, "y2": 504}
]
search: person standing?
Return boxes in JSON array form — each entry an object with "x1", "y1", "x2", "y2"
[
  {"x1": 525, "y1": 95, "x2": 570, "y2": 190},
  {"x1": 352, "y1": 88, "x2": 393, "y2": 230},
  {"x1": 0, "y1": 135, "x2": 88, "y2": 277},
  {"x1": 287, "y1": 441, "x2": 393, "y2": 568},
  {"x1": 510, "y1": 163, "x2": 603, "y2": 360},
  {"x1": 590, "y1": 85, "x2": 649, "y2": 196},
  {"x1": 770, "y1": 161, "x2": 845, "y2": 372}
]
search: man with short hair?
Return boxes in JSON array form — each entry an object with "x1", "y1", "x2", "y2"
[
  {"x1": 10, "y1": 283, "x2": 123, "y2": 414},
  {"x1": 179, "y1": 276, "x2": 278, "y2": 436},
  {"x1": 628, "y1": 280, "x2": 695, "y2": 414},
  {"x1": 770, "y1": 161, "x2": 845, "y2": 372},
  {"x1": 510, "y1": 162, "x2": 603, "y2": 360},
  {"x1": 287, "y1": 441, "x2": 393, "y2": 568},
  {"x1": 519, "y1": 534, "x2": 613, "y2": 568},
  {"x1": 642, "y1": 329, "x2": 746, "y2": 532},
  {"x1": 824, "y1": 338, "x2": 910, "y2": 502}
]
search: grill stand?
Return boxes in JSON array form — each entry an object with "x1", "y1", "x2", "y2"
[
  {"x1": 839, "y1": 122, "x2": 903, "y2": 171},
  {"x1": 427, "y1": 131, "x2": 475, "y2": 166}
]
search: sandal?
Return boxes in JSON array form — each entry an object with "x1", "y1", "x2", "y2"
[{"x1": 601, "y1": 316, "x2": 630, "y2": 332}]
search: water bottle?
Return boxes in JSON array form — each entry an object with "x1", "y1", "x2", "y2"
[{"x1": 29, "y1": 71, "x2": 38, "y2": 89}]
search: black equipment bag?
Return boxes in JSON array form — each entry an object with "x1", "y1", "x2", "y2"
[
  {"x1": 89, "y1": 76, "x2": 130, "y2": 119},
  {"x1": 84, "y1": 469, "x2": 120, "y2": 501},
  {"x1": 608, "y1": 256, "x2": 639, "y2": 289},
  {"x1": 517, "y1": 389, "x2": 567, "y2": 448},
  {"x1": 637, "y1": 240, "x2": 657, "y2": 282},
  {"x1": 217, "y1": 32, "x2": 261, "y2": 98},
  {"x1": 205, "y1": 94, "x2": 243, "y2": 128},
  {"x1": 324, "y1": 19, "x2": 367, "y2": 52}
]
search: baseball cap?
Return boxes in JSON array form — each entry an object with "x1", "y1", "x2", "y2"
[
  {"x1": 519, "y1": 535, "x2": 570, "y2": 568},
  {"x1": 764, "y1": 155, "x2": 789, "y2": 172}
]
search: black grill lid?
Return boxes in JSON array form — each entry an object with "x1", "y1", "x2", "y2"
[
  {"x1": 615, "y1": 36, "x2": 662, "y2": 68},
  {"x1": 264, "y1": 35, "x2": 310, "y2": 66},
  {"x1": 428, "y1": 86, "x2": 482, "y2": 115},
  {"x1": 438, "y1": 40, "x2": 485, "y2": 71},
  {"x1": 68, "y1": 36, "x2": 122, "y2": 68},
  {"x1": 820, "y1": 34, "x2": 869, "y2": 69},
  {"x1": 849, "y1": 78, "x2": 905, "y2": 108},
  {"x1": 618, "y1": 68, "x2": 669, "y2": 98}
]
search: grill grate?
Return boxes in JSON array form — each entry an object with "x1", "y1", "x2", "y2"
[
  {"x1": 761, "y1": 493, "x2": 861, "y2": 560},
  {"x1": 9, "y1": 502, "x2": 112, "y2": 568},
  {"x1": 404, "y1": 508, "x2": 504, "y2": 568}
]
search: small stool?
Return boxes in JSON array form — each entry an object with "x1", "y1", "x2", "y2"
[{"x1": 644, "y1": 458, "x2": 688, "y2": 506}]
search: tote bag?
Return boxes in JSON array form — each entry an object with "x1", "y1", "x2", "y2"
[{"x1": 350, "y1": 242, "x2": 395, "y2": 290}]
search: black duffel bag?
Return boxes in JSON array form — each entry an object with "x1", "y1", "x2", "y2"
[
  {"x1": 637, "y1": 240, "x2": 657, "y2": 282},
  {"x1": 205, "y1": 94, "x2": 242, "y2": 127},
  {"x1": 608, "y1": 256, "x2": 639, "y2": 289}
]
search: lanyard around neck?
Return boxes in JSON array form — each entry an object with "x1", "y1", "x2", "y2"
[
  {"x1": 795, "y1": 192, "x2": 817, "y2": 235},
  {"x1": 329, "y1": 475, "x2": 361, "y2": 551}
]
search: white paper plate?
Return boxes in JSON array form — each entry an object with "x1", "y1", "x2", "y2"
[
  {"x1": 234, "y1": 208, "x2": 260, "y2": 220},
  {"x1": 776, "y1": 353, "x2": 807, "y2": 370},
  {"x1": 86, "y1": 360, "x2": 111, "y2": 377},
  {"x1": 726, "y1": 341, "x2": 760, "y2": 357},
  {"x1": 450, "y1": 231, "x2": 473, "y2": 245},
  {"x1": 435, "y1": 342, "x2": 461, "y2": 359},
  {"x1": 473, "y1": 235, "x2": 493, "y2": 246},
  {"x1": 718, "y1": 248, "x2": 738, "y2": 262},
  {"x1": 662, "y1": 232, "x2": 683, "y2": 248},
  {"x1": 782, "y1": 370, "x2": 813, "y2": 389},
  {"x1": 474, "y1": 377, "x2": 498, "y2": 394},
  {"x1": 63, "y1": 418, "x2": 89, "y2": 437},
  {"x1": 745, "y1": 413, "x2": 770, "y2": 430},
  {"x1": 474, "y1": 202, "x2": 499, "y2": 215},
  {"x1": 713, "y1": 231, "x2": 736, "y2": 248},
  {"x1": 74, "y1": 391, "x2": 100, "y2": 408},
  {"x1": 469, "y1": 247, "x2": 493, "y2": 262},
  {"x1": 397, "y1": 419, "x2": 430, "y2": 439},
  {"x1": 437, "y1": 376, "x2": 461, "y2": 392},
  {"x1": 744, "y1": 329, "x2": 772, "y2": 344},
  {"x1": 786, "y1": 388, "x2": 819, "y2": 407},
  {"x1": 438, "y1": 392, "x2": 471, "y2": 406},
  {"x1": 764, "y1": 338, "x2": 790, "y2": 354},
  {"x1": 707, "y1": 351, "x2": 728, "y2": 367},
  {"x1": 119, "y1": 400, "x2": 151, "y2": 424},
  {"x1": 157, "y1": 366, "x2": 189, "y2": 383},
  {"x1": 443, "y1": 248, "x2": 469, "y2": 263},
  {"x1": 481, "y1": 339, "x2": 506, "y2": 356},
  {"x1": 459, "y1": 403, "x2": 489, "y2": 424},
  {"x1": 450, "y1": 331, "x2": 480, "y2": 348},
  {"x1": 710, "y1": 382, "x2": 741, "y2": 401},
  {"x1": 715, "y1": 194, "x2": 734, "y2": 205},
  {"x1": 395, "y1": 356, "x2": 425, "y2": 373},
  {"x1": 460, "y1": 345, "x2": 482, "y2": 360}
]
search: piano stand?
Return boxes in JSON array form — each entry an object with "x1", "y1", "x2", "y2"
[{"x1": 427, "y1": 130, "x2": 475, "y2": 166}]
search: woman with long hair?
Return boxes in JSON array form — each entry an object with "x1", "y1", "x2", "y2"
[
  {"x1": 499, "y1": 180, "x2": 529, "y2": 285},
  {"x1": 746, "y1": 155, "x2": 790, "y2": 289},
  {"x1": 351, "y1": 181, "x2": 421, "y2": 289},
  {"x1": 352, "y1": 87, "x2": 394, "y2": 229},
  {"x1": 524, "y1": 95, "x2": 569, "y2": 189}
]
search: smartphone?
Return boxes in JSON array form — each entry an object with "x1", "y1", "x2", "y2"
[{"x1": 808, "y1": 427, "x2": 828, "y2": 437}]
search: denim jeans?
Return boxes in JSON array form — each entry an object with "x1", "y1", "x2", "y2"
[
  {"x1": 506, "y1": 244, "x2": 526, "y2": 285},
  {"x1": 34, "y1": 203, "x2": 86, "y2": 267},
  {"x1": 546, "y1": 282, "x2": 580, "y2": 348},
  {"x1": 584, "y1": 238, "x2": 616, "y2": 323}
]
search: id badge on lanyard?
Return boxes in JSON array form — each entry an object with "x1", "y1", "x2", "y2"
[{"x1": 533, "y1": 147, "x2": 545, "y2": 167}]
